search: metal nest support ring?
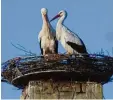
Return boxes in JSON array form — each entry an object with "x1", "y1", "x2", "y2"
[{"x1": 1, "y1": 54, "x2": 113, "y2": 89}]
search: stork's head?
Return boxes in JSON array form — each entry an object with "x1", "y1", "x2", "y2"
[
  {"x1": 58, "y1": 10, "x2": 67, "y2": 17},
  {"x1": 41, "y1": 8, "x2": 48, "y2": 15},
  {"x1": 50, "y1": 10, "x2": 67, "y2": 22}
]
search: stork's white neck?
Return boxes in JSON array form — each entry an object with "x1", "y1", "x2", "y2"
[
  {"x1": 57, "y1": 15, "x2": 65, "y2": 26},
  {"x1": 56, "y1": 15, "x2": 65, "y2": 40},
  {"x1": 56, "y1": 15, "x2": 66, "y2": 33},
  {"x1": 42, "y1": 14, "x2": 50, "y2": 29}
]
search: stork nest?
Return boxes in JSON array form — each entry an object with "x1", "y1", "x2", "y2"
[{"x1": 1, "y1": 54, "x2": 113, "y2": 89}]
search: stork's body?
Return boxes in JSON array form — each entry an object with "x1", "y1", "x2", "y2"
[
  {"x1": 38, "y1": 8, "x2": 58, "y2": 55},
  {"x1": 50, "y1": 10, "x2": 88, "y2": 56}
]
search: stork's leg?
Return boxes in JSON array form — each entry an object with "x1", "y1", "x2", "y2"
[
  {"x1": 43, "y1": 49, "x2": 50, "y2": 57},
  {"x1": 65, "y1": 52, "x2": 72, "y2": 56},
  {"x1": 43, "y1": 49, "x2": 46, "y2": 56},
  {"x1": 43, "y1": 49, "x2": 49, "y2": 61},
  {"x1": 78, "y1": 53, "x2": 84, "y2": 58},
  {"x1": 51, "y1": 49, "x2": 55, "y2": 54},
  {"x1": 43, "y1": 49, "x2": 48, "y2": 56}
]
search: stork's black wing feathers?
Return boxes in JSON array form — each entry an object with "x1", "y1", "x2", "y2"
[
  {"x1": 55, "y1": 39, "x2": 58, "y2": 53},
  {"x1": 66, "y1": 41, "x2": 88, "y2": 53},
  {"x1": 39, "y1": 39, "x2": 43, "y2": 55}
]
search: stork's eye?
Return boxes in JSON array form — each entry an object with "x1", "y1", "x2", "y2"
[
  {"x1": 59, "y1": 12, "x2": 63, "y2": 14},
  {"x1": 59, "y1": 12, "x2": 63, "y2": 16}
]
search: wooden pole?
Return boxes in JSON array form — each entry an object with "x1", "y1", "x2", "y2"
[{"x1": 20, "y1": 80, "x2": 103, "y2": 99}]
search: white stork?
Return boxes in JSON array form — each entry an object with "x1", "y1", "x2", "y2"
[
  {"x1": 50, "y1": 10, "x2": 88, "y2": 56},
  {"x1": 38, "y1": 8, "x2": 58, "y2": 55}
]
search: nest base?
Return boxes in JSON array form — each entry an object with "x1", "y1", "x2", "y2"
[{"x1": 12, "y1": 70, "x2": 112, "y2": 88}]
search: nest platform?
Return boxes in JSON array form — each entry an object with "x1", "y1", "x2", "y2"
[{"x1": 1, "y1": 54, "x2": 113, "y2": 89}]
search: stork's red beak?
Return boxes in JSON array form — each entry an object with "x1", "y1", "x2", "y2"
[{"x1": 50, "y1": 14, "x2": 60, "y2": 22}]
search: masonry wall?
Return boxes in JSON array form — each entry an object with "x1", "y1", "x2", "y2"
[{"x1": 20, "y1": 80, "x2": 103, "y2": 99}]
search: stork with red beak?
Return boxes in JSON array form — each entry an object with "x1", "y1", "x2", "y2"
[
  {"x1": 50, "y1": 10, "x2": 88, "y2": 56},
  {"x1": 38, "y1": 8, "x2": 58, "y2": 55}
]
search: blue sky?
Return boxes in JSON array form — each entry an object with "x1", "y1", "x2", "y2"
[{"x1": 1, "y1": 0, "x2": 113, "y2": 99}]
